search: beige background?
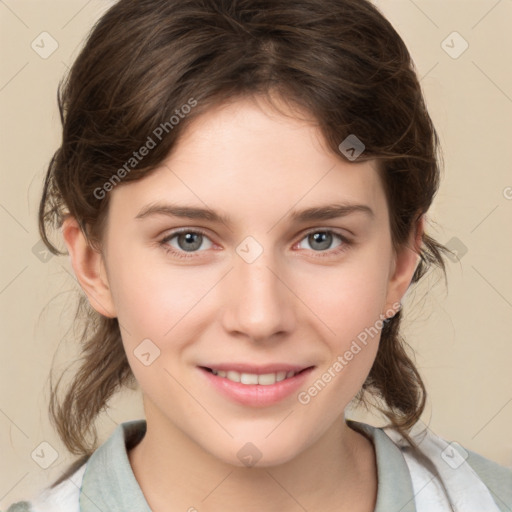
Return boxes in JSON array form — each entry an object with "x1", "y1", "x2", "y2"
[{"x1": 1, "y1": 0, "x2": 511, "y2": 506}]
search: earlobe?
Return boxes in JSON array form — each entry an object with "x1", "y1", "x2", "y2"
[
  {"x1": 384, "y1": 215, "x2": 425, "y2": 317},
  {"x1": 61, "y1": 216, "x2": 117, "y2": 318}
]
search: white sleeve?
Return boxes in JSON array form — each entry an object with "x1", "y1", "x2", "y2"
[
  {"x1": 29, "y1": 464, "x2": 86, "y2": 512},
  {"x1": 384, "y1": 426, "x2": 502, "y2": 512}
]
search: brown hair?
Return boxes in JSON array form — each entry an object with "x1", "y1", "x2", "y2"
[{"x1": 40, "y1": 0, "x2": 451, "y2": 459}]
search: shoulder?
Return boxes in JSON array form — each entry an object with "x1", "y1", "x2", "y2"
[
  {"x1": 384, "y1": 421, "x2": 512, "y2": 511},
  {"x1": 5, "y1": 459, "x2": 87, "y2": 512},
  {"x1": 464, "y1": 447, "x2": 512, "y2": 510},
  {"x1": 347, "y1": 419, "x2": 512, "y2": 511},
  {"x1": 6, "y1": 420, "x2": 149, "y2": 512}
]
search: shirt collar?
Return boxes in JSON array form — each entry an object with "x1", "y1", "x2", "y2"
[
  {"x1": 80, "y1": 420, "x2": 151, "y2": 512},
  {"x1": 347, "y1": 420, "x2": 417, "y2": 512},
  {"x1": 79, "y1": 419, "x2": 416, "y2": 512}
]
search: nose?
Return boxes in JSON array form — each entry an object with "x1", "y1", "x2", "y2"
[{"x1": 221, "y1": 250, "x2": 296, "y2": 343}]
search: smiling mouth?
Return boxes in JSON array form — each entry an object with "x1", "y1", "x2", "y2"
[{"x1": 201, "y1": 367, "x2": 312, "y2": 386}]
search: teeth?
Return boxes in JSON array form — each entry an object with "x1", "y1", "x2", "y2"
[
  {"x1": 226, "y1": 370, "x2": 240, "y2": 382},
  {"x1": 240, "y1": 373, "x2": 259, "y2": 385},
  {"x1": 257, "y1": 373, "x2": 277, "y2": 385},
  {"x1": 210, "y1": 369, "x2": 300, "y2": 385},
  {"x1": 276, "y1": 371, "x2": 287, "y2": 382}
]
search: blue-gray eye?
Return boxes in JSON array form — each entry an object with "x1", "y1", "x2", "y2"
[
  {"x1": 298, "y1": 231, "x2": 343, "y2": 252},
  {"x1": 162, "y1": 230, "x2": 213, "y2": 253}
]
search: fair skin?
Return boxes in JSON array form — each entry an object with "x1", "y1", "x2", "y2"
[{"x1": 62, "y1": 95, "x2": 423, "y2": 512}]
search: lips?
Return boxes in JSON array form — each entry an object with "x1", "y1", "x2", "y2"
[{"x1": 198, "y1": 364, "x2": 314, "y2": 407}]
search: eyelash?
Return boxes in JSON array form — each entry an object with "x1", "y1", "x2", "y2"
[{"x1": 159, "y1": 228, "x2": 353, "y2": 261}]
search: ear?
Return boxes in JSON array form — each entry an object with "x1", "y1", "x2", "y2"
[
  {"x1": 61, "y1": 216, "x2": 117, "y2": 318},
  {"x1": 383, "y1": 215, "x2": 424, "y2": 317}
]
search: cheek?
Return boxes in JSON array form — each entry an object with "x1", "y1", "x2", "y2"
[
  {"x1": 291, "y1": 252, "x2": 388, "y2": 403},
  {"x1": 296, "y1": 254, "x2": 390, "y2": 340},
  {"x1": 107, "y1": 248, "x2": 216, "y2": 342},
  {"x1": 295, "y1": 332, "x2": 380, "y2": 433}
]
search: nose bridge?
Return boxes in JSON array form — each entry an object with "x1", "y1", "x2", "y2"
[{"x1": 222, "y1": 241, "x2": 295, "y2": 340}]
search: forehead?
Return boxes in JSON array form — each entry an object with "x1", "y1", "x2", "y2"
[{"x1": 108, "y1": 96, "x2": 388, "y2": 228}]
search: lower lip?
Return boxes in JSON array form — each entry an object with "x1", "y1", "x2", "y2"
[{"x1": 199, "y1": 367, "x2": 314, "y2": 407}]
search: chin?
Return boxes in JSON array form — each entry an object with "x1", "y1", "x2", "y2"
[{"x1": 202, "y1": 431, "x2": 310, "y2": 469}]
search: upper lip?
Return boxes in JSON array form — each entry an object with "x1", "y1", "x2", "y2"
[{"x1": 199, "y1": 363, "x2": 314, "y2": 374}]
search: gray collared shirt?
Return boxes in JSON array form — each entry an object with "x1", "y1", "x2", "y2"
[{"x1": 7, "y1": 419, "x2": 512, "y2": 512}]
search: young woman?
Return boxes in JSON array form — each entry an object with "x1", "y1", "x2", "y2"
[{"x1": 7, "y1": 0, "x2": 511, "y2": 511}]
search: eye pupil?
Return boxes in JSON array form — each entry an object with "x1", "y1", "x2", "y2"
[
  {"x1": 309, "y1": 231, "x2": 332, "y2": 251},
  {"x1": 178, "y1": 232, "x2": 202, "y2": 251}
]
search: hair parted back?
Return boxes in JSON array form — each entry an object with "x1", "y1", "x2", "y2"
[{"x1": 39, "y1": 0, "x2": 452, "y2": 457}]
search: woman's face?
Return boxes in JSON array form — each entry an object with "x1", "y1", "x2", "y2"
[{"x1": 78, "y1": 95, "x2": 419, "y2": 466}]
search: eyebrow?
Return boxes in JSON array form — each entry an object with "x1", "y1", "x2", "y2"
[{"x1": 134, "y1": 201, "x2": 374, "y2": 225}]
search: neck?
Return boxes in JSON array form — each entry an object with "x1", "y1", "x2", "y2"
[{"x1": 128, "y1": 406, "x2": 377, "y2": 512}]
